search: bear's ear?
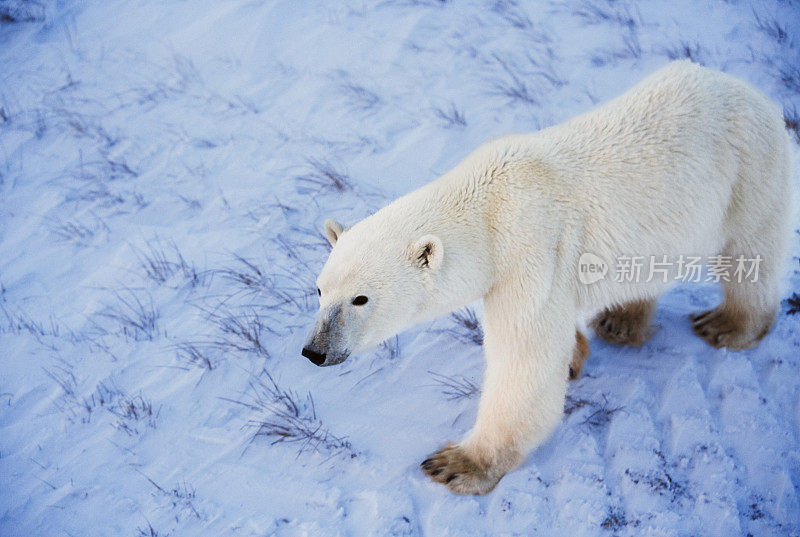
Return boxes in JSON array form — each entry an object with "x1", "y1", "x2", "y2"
[
  {"x1": 324, "y1": 219, "x2": 345, "y2": 247},
  {"x1": 410, "y1": 235, "x2": 443, "y2": 270}
]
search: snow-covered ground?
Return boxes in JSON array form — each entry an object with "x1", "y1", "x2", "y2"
[{"x1": 1, "y1": 1, "x2": 799, "y2": 535}]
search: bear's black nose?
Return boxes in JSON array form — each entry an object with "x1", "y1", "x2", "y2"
[{"x1": 302, "y1": 347, "x2": 326, "y2": 366}]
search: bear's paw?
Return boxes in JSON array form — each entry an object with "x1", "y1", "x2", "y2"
[{"x1": 420, "y1": 442, "x2": 504, "y2": 495}]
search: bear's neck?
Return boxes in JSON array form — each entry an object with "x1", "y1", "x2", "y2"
[{"x1": 389, "y1": 161, "x2": 499, "y2": 314}]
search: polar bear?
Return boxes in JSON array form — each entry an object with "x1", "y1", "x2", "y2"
[{"x1": 302, "y1": 61, "x2": 791, "y2": 494}]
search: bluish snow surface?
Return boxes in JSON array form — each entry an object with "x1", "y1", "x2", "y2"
[{"x1": 1, "y1": 1, "x2": 799, "y2": 536}]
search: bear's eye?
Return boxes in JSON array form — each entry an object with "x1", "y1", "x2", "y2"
[
  {"x1": 352, "y1": 295, "x2": 368, "y2": 306},
  {"x1": 317, "y1": 287, "x2": 321, "y2": 296}
]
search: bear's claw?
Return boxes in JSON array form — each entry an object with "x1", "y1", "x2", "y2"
[{"x1": 568, "y1": 331, "x2": 590, "y2": 380}]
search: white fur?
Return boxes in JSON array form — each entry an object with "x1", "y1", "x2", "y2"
[{"x1": 310, "y1": 61, "x2": 791, "y2": 491}]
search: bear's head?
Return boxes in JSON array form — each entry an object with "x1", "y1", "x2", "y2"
[{"x1": 302, "y1": 217, "x2": 444, "y2": 366}]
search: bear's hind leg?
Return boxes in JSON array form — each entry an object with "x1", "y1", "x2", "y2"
[
  {"x1": 590, "y1": 299, "x2": 656, "y2": 346},
  {"x1": 691, "y1": 123, "x2": 790, "y2": 350}
]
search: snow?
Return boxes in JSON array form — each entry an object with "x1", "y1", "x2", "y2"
[{"x1": 1, "y1": 0, "x2": 799, "y2": 535}]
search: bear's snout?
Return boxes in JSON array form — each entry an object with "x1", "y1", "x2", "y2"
[
  {"x1": 302, "y1": 346, "x2": 327, "y2": 366},
  {"x1": 304, "y1": 304, "x2": 350, "y2": 366}
]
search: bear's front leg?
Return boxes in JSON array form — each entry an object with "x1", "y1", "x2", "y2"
[{"x1": 421, "y1": 284, "x2": 574, "y2": 494}]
